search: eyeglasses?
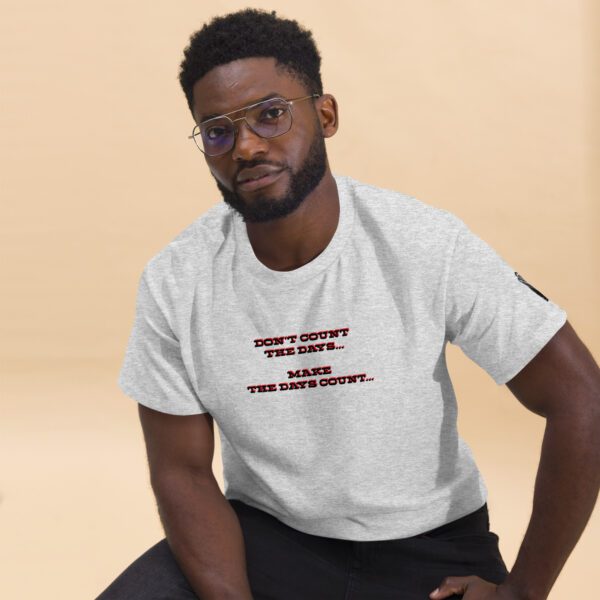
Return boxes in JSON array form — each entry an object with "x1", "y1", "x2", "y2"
[{"x1": 188, "y1": 93, "x2": 320, "y2": 157}]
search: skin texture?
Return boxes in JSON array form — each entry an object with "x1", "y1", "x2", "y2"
[
  {"x1": 191, "y1": 57, "x2": 340, "y2": 271},
  {"x1": 138, "y1": 406, "x2": 256, "y2": 599},
  {"x1": 213, "y1": 130, "x2": 328, "y2": 225}
]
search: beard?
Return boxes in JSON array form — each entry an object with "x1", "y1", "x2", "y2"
[{"x1": 213, "y1": 131, "x2": 328, "y2": 224}]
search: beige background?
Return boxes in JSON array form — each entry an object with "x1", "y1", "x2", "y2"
[{"x1": 1, "y1": 1, "x2": 598, "y2": 598}]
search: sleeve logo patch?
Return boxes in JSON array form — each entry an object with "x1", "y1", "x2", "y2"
[{"x1": 514, "y1": 271, "x2": 549, "y2": 301}]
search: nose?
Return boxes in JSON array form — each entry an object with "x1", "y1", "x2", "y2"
[{"x1": 231, "y1": 119, "x2": 270, "y2": 161}]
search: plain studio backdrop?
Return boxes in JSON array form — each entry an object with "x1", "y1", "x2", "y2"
[{"x1": 1, "y1": 1, "x2": 598, "y2": 599}]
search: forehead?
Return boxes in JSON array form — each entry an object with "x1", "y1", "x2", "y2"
[{"x1": 191, "y1": 57, "x2": 308, "y2": 123}]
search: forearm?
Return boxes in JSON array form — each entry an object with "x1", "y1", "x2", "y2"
[
  {"x1": 152, "y1": 469, "x2": 254, "y2": 600},
  {"x1": 501, "y1": 412, "x2": 600, "y2": 600}
]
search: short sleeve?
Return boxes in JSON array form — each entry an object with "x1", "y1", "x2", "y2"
[
  {"x1": 444, "y1": 221, "x2": 567, "y2": 386},
  {"x1": 118, "y1": 267, "x2": 209, "y2": 415}
]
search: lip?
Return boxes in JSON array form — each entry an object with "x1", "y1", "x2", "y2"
[{"x1": 236, "y1": 169, "x2": 285, "y2": 192}]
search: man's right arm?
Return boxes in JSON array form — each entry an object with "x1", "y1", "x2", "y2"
[{"x1": 138, "y1": 403, "x2": 254, "y2": 600}]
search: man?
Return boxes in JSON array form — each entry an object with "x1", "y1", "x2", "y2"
[{"x1": 97, "y1": 8, "x2": 600, "y2": 600}]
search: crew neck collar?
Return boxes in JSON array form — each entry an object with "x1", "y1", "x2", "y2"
[{"x1": 232, "y1": 173, "x2": 354, "y2": 287}]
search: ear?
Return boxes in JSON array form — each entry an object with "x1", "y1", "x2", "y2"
[{"x1": 316, "y1": 94, "x2": 339, "y2": 138}]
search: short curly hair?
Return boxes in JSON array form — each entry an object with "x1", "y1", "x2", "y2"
[{"x1": 178, "y1": 8, "x2": 323, "y2": 116}]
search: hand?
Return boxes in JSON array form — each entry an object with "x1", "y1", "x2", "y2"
[{"x1": 430, "y1": 576, "x2": 524, "y2": 599}]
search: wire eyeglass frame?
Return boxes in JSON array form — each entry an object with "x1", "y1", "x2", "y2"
[{"x1": 188, "y1": 93, "x2": 320, "y2": 157}]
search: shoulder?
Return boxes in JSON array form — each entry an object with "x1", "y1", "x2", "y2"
[
  {"x1": 337, "y1": 173, "x2": 465, "y2": 251},
  {"x1": 140, "y1": 201, "x2": 232, "y2": 292}
]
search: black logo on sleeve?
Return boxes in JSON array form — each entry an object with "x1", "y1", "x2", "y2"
[{"x1": 514, "y1": 272, "x2": 548, "y2": 301}]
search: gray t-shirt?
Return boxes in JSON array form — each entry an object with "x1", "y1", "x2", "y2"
[{"x1": 118, "y1": 173, "x2": 567, "y2": 540}]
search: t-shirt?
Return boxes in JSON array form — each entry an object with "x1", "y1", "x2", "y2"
[{"x1": 118, "y1": 173, "x2": 567, "y2": 541}]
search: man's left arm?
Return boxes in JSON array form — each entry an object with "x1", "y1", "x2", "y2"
[{"x1": 431, "y1": 319, "x2": 600, "y2": 600}]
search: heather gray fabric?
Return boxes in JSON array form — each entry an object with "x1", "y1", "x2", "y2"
[{"x1": 118, "y1": 173, "x2": 567, "y2": 541}]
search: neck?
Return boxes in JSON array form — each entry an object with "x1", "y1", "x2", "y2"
[{"x1": 244, "y1": 169, "x2": 339, "y2": 272}]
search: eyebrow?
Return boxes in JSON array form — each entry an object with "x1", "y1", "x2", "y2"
[{"x1": 199, "y1": 92, "x2": 283, "y2": 123}]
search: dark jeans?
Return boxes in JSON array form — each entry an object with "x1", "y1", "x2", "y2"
[{"x1": 96, "y1": 499, "x2": 509, "y2": 600}]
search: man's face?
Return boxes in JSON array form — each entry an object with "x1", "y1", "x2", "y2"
[{"x1": 191, "y1": 57, "x2": 330, "y2": 223}]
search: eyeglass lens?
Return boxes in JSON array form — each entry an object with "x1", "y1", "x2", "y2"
[{"x1": 196, "y1": 98, "x2": 292, "y2": 156}]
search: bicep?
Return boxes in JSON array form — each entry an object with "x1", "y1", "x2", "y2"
[
  {"x1": 138, "y1": 403, "x2": 215, "y2": 484},
  {"x1": 506, "y1": 320, "x2": 600, "y2": 419}
]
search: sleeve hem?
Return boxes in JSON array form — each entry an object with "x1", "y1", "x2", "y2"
[
  {"x1": 118, "y1": 381, "x2": 209, "y2": 416},
  {"x1": 492, "y1": 309, "x2": 568, "y2": 386}
]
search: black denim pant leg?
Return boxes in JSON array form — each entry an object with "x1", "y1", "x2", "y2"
[
  {"x1": 95, "y1": 538, "x2": 198, "y2": 600},
  {"x1": 344, "y1": 503, "x2": 510, "y2": 600},
  {"x1": 94, "y1": 498, "x2": 351, "y2": 600},
  {"x1": 95, "y1": 500, "x2": 509, "y2": 600},
  {"x1": 229, "y1": 498, "x2": 351, "y2": 600}
]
